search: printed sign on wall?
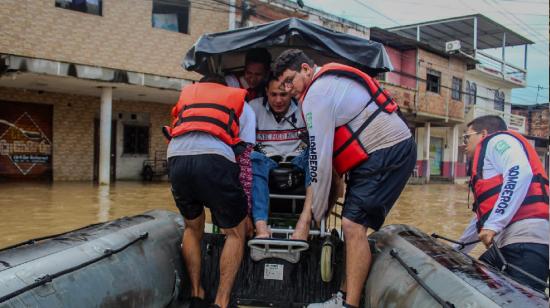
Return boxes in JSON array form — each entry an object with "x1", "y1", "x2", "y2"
[{"x1": 0, "y1": 101, "x2": 53, "y2": 180}]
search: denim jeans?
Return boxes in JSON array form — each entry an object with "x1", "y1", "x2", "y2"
[
  {"x1": 480, "y1": 242, "x2": 549, "y2": 292},
  {"x1": 251, "y1": 150, "x2": 310, "y2": 223}
]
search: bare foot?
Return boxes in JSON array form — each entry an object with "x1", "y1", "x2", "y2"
[
  {"x1": 291, "y1": 221, "x2": 310, "y2": 240},
  {"x1": 255, "y1": 220, "x2": 271, "y2": 238}
]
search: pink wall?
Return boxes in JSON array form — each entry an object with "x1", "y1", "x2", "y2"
[
  {"x1": 383, "y1": 45, "x2": 417, "y2": 89},
  {"x1": 385, "y1": 46, "x2": 402, "y2": 85},
  {"x1": 401, "y1": 50, "x2": 417, "y2": 89}
]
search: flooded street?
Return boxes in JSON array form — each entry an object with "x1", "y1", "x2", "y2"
[{"x1": 0, "y1": 182, "x2": 481, "y2": 255}]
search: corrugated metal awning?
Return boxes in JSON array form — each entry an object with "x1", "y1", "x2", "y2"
[{"x1": 386, "y1": 14, "x2": 533, "y2": 52}]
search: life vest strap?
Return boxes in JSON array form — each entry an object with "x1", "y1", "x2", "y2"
[
  {"x1": 332, "y1": 96, "x2": 392, "y2": 158},
  {"x1": 180, "y1": 116, "x2": 236, "y2": 138},
  {"x1": 522, "y1": 195, "x2": 549, "y2": 206},
  {"x1": 473, "y1": 184, "x2": 502, "y2": 210}
]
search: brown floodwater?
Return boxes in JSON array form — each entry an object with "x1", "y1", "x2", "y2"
[{"x1": 0, "y1": 181, "x2": 482, "y2": 255}]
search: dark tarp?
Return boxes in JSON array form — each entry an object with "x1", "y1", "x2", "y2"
[{"x1": 183, "y1": 18, "x2": 393, "y2": 76}]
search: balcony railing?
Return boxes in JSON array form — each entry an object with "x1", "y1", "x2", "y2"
[
  {"x1": 474, "y1": 51, "x2": 527, "y2": 86},
  {"x1": 465, "y1": 105, "x2": 526, "y2": 133}
]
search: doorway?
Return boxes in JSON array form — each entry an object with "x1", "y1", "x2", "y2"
[{"x1": 430, "y1": 137, "x2": 443, "y2": 176}]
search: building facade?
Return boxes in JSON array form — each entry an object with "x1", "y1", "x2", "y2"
[
  {"x1": 382, "y1": 15, "x2": 533, "y2": 183},
  {"x1": 0, "y1": 0, "x2": 228, "y2": 182}
]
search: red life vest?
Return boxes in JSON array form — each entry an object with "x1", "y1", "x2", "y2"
[
  {"x1": 470, "y1": 130, "x2": 549, "y2": 232},
  {"x1": 165, "y1": 82, "x2": 246, "y2": 145},
  {"x1": 302, "y1": 63, "x2": 399, "y2": 174}
]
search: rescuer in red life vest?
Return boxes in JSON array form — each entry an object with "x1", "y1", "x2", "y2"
[
  {"x1": 165, "y1": 75, "x2": 256, "y2": 308},
  {"x1": 273, "y1": 49, "x2": 417, "y2": 308},
  {"x1": 458, "y1": 115, "x2": 549, "y2": 292}
]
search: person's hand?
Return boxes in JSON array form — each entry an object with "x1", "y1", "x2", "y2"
[{"x1": 479, "y1": 229, "x2": 497, "y2": 248}]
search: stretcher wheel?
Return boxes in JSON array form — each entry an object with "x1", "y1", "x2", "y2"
[{"x1": 320, "y1": 241, "x2": 334, "y2": 282}]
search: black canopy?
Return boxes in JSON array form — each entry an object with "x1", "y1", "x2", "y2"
[{"x1": 183, "y1": 18, "x2": 393, "y2": 76}]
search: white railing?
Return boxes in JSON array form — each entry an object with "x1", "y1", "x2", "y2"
[
  {"x1": 465, "y1": 105, "x2": 526, "y2": 133},
  {"x1": 475, "y1": 51, "x2": 527, "y2": 85}
]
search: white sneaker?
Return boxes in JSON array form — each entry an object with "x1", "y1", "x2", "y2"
[{"x1": 307, "y1": 291, "x2": 345, "y2": 308}]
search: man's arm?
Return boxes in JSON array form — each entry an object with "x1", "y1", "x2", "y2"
[
  {"x1": 302, "y1": 83, "x2": 337, "y2": 223},
  {"x1": 480, "y1": 135, "x2": 533, "y2": 245},
  {"x1": 455, "y1": 216, "x2": 480, "y2": 253}
]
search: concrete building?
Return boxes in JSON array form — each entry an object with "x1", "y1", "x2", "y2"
[
  {"x1": 0, "y1": 0, "x2": 229, "y2": 183},
  {"x1": 384, "y1": 14, "x2": 533, "y2": 183},
  {"x1": 512, "y1": 103, "x2": 550, "y2": 170}
]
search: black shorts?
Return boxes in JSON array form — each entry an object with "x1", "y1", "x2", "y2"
[
  {"x1": 342, "y1": 137, "x2": 416, "y2": 231},
  {"x1": 168, "y1": 154, "x2": 247, "y2": 229}
]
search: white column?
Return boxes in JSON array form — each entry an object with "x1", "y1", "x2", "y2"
[
  {"x1": 99, "y1": 87, "x2": 112, "y2": 185},
  {"x1": 229, "y1": 0, "x2": 236, "y2": 30},
  {"x1": 425, "y1": 122, "x2": 431, "y2": 183},
  {"x1": 451, "y1": 125, "x2": 459, "y2": 181}
]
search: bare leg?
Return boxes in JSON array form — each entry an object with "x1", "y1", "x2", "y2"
[
  {"x1": 182, "y1": 211, "x2": 206, "y2": 299},
  {"x1": 291, "y1": 186, "x2": 313, "y2": 240},
  {"x1": 342, "y1": 217, "x2": 371, "y2": 306},
  {"x1": 214, "y1": 218, "x2": 247, "y2": 308},
  {"x1": 254, "y1": 220, "x2": 271, "y2": 238}
]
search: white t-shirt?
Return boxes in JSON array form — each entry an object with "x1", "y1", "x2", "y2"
[
  {"x1": 225, "y1": 74, "x2": 248, "y2": 89},
  {"x1": 457, "y1": 134, "x2": 549, "y2": 253},
  {"x1": 303, "y1": 69, "x2": 411, "y2": 223},
  {"x1": 239, "y1": 103, "x2": 256, "y2": 144},
  {"x1": 249, "y1": 97, "x2": 307, "y2": 158},
  {"x1": 167, "y1": 101, "x2": 256, "y2": 162}
]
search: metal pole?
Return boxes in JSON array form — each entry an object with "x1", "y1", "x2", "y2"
[
  {"x1": 523, "y1": 44, "x2": 529, "y2": 70},
  {"x1": 501, "y1": 32, "x2": 506, "y2": 74},
  {"x1": 416, "y1": 25, "x2": 420, "y2": 41},
  {"x1": 473, "y1": 17, "x2": 478, "y2": 58}
]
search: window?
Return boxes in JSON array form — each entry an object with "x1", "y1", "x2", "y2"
[
  {"x1": 152, "y1": 0, "x2": 190, "y2": 34},
  {"x1": 494, "y1": 90, "x2": 505, "y2": 111},
  {"x1": 123, "y1": 125, "x2": 149, "y2": 154},
  {"x1": 452, "y1": 77, "x2": 462, "y2": 100},
  {"x1": 426, "y1": 69, "x2": 441, "y2": 93},
  {"x1": 55, "y1": 0, "x2": 102, "y2": 15}
]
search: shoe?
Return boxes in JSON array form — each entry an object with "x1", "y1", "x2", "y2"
[
  {"x1": 189, "y1": 297, "x2": 209, "y2": 308},
  {"x1": 307, "y1": 291, "x2": 345, "y2": 308}
]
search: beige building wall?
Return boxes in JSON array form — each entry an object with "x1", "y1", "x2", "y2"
[
  {"x1": 0, "y1": 87, "x2": 171, "y2": 181},
  {"x1": 0, "y1": 0, "x2": 228, "y2": 80},
  {"x1": 416, "y1": 49, "x2": 466, "y2": 120}
]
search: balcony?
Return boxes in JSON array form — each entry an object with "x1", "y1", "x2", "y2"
[
  {"x1": 468, "y1": 51, "x2": 527, "y2": 88},
  {"x1": 465, "y1": 105, "x2": 526, "y2": 133}
]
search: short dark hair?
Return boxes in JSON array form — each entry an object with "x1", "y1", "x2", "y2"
[
  {"x1": 199, "y1": 74, "x2": 227, "y2": 85},
  {"x1": 245, "y1": 48, "x2": 271, "y2": 68},
  {"x1": 272, "y1": 49, "x2": 314, "y2": 78},
  {"x1": 467, "y1": 115, "x2": 507, "y2": 134},
  {"x1": 265, "y1": 73, "x2": 279, "y2": 88}
]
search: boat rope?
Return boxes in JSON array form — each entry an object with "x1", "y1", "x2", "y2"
[
  {"x1": 0, "y1": 232, "x2": 148, "y2": 304},
  {"x1": 389, "y1": 248, "x2": 455, "y2": 308},
  {"x1": 0, "y1": 222, "x2": 105, "y2": 253},
  {"x1": 430, "y1": 233, "x2": 480, "y2": 250}
]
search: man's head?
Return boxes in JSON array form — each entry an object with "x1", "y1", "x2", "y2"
[
  {"x1": 244, "y1": 48, "x2": 271, "y2": 89},
  {"x1": 272, "y1": 49, "x2": 315, "y2": 98},
  {"x1": 265, "y1": 75, "x2": 292, "y2": 115},
  {"x1": 199, "y1": 74, "x2": 227, "y2": 85},
  {"x1": 464, "y1": 115, "x2": 507, "y2": 156}
]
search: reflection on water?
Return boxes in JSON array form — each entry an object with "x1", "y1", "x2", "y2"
[{"x1": 0, "y1": 182, "x2": 482, "y2": 255}]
